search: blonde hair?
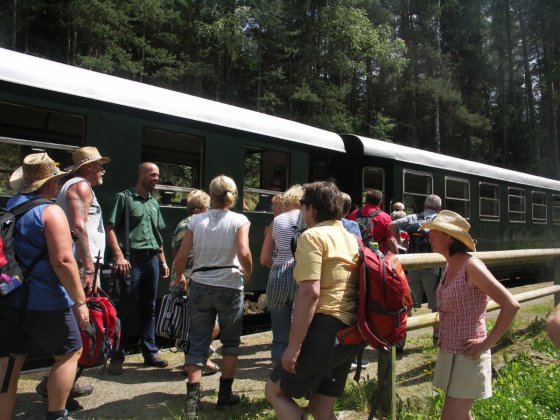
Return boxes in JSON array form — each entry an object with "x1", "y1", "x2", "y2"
[
  {"x1": 209, "y1": 175, "x2": 238, "y2": 208},
  {"x1": 186, "y1": 189, "x2": 210, "y2": 212},
  {"x1": 340, "y1": 192, "x2": 352, "y2": 215},
  {"x1": 391, "y1": 210, "x2": 406, "y2": 220},
  {"x1": 282, "y1": 184, "x2": 304, "y2": 208}
]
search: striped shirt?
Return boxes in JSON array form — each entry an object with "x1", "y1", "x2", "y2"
[
  {"x1": 436, "y1": 257, "x2": 488, "y2": 353},
  {"x1": 272, "y1": 209, "x2": 300, "y2": 265}
]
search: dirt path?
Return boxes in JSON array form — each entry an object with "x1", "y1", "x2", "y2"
[{"x1": 13, "y1": 283, "x2": 557, "y2": 419}]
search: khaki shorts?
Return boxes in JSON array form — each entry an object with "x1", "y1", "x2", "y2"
[{"x1": 433, "y1": 350, "x2": 492, "y2": 400}]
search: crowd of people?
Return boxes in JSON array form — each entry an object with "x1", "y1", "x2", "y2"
[{"x1": 0, "y1": 149, "x2": 558, "y2": 420}]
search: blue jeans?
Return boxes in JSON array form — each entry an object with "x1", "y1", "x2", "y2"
[
  {"x1": 186, "y1": 281, "x2": 243, "y2": 367},
  {"x1": 270, "y1": 304, "x2": 293, "y2": 363},
  {"x1": 114, "y1": 253, "x2": 160, "y2": 362}
]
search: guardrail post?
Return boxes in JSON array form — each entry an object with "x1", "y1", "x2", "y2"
[
  {"x1": 554, "y1": 258, "x2": 560, "y2": 306},
  {"x1": 377, "y1": 346, "x2": 397, "y2": 419}
]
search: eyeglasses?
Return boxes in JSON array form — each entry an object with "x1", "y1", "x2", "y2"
[{"x1": 299, "y1": 199, "x2": 310, "y2": 207}]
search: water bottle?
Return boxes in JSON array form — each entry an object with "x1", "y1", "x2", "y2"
[{"x1": 369, "y1": 242, "x2": 379, "y2": 252}]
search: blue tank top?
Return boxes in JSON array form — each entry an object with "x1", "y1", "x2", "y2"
[{"x1": 3, "y1": 194, "x2": 73, "y2": 311}]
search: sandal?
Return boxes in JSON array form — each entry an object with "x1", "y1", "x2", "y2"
[{"x1": 203, "y1": 361, "x2": 220, "y2": 376}]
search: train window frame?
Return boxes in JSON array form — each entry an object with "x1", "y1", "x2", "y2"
[
  {"x1": 141, "y1": 127, "x2": 204, "y2": 207},
  {"x1": 243, "y1": 147, "x2": 290, "y2": 213},
  {"x1": 508, "y1": 187, "x2": 526, "y2": 223},
  {"x1": 553, "y1": 194, "x2": 560, "y2": 225},
  {"x1": 402, "y1": 169, "x2": 433, "y2": 213},
  {"x1": 444, "y1": 176, "x2": 470, "y2": 219},
  {"x1": 479, "y1": 182, "x2": 500, "y2": 222},
  {"x1": 531, "y1": 191, "x2": 547, "y2": 224}
]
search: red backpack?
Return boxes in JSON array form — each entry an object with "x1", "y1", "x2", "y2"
[
  {"x1": 78, "y1": 261, "x2": 121, "y2": 370},
  {"x1": 336, "y1": 239, "x2": 413, "y2": 351}
]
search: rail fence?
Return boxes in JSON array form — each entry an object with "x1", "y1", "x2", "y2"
[{"x1": 373, "y1": 249, "x2": 560, "y2": 420}]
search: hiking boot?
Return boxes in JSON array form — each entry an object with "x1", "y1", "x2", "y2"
[
  {"x1": 46, "y1": 409, "x2": 73, "y2": 420},
  {"x1": 144, "y1": 356, "x2": 168, "y2": 368},
  {"x1": 216, "y1": 377, "x2": 240, "y2": 409},
  {"x1": 36, "y1": 377, "x2": 93, "y2": 398},
  {"x1": 107, "y1": 360, "x2": 123, "y2": 375},
  {"x1": 186, "y1": 382, "x2": 201, "y2": 419}
]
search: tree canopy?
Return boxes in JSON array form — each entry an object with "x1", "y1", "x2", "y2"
[{"x1": 2, "y1": 0, "x2": 559, "y2": 178}]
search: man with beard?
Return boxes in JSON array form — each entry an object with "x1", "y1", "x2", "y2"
[
  {"x1": 106, "y1": 162, "x2": 170, "y2": 375},
  {"x1": 36, "y1": 147, "x2": 110, "y2": 405}
]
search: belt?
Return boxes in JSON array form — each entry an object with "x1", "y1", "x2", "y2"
[{"x1": 130, "y1": 249, "x2": 160, "y2": 257}]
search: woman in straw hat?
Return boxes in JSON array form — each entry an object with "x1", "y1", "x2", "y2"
[
  {"x1": 425, "y1": 210, "x2": 520, "y2": 419},
  {"x1": 0, "y1": 153, "x2": 88, "y2": 420}
]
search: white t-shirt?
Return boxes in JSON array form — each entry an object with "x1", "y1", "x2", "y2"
[{"x1": 188, "y1": 209, "x2": 250, "y2": 290}]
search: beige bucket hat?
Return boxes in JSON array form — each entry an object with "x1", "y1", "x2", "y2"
[
  {"x1": 421, "y1": 210, "x2": 477, "y2": 251},
  {"x1": 9, "y1": 152, "x2": 68, "y2": 193},
  {"x1": 67, "y1": 146, "x2": 111, "y2": 172}
]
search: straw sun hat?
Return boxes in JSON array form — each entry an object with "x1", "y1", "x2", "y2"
[
  {"x1": 421, "y1": 210, "x2": 477, "y2": 252},
  {"x1": 67, "y1": 146, "x2": 111, "y2": 172},
  {"x1": 9, "y1": 152, "x2": 68, "y2": 193}
]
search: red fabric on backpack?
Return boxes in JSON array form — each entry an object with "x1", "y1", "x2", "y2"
[
  {"x1": 78, "y1": 293, "x2": 120, "y2": 368},
  {"x1": 336, "y1": 239, "x2": 413, "y2": 350}
]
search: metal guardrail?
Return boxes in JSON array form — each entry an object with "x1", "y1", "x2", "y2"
[{"x1": 375, "y1": 248, "x2": 560, "y2": 419}]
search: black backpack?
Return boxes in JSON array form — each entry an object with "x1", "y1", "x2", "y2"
[
  {"x1": 406, "y1": 213, "x2": 435, "y2": 254},
  {"x1": 0, "y1": 198, "x2": 52, "y2": 296},
  {"x1": 355, "y1": 208, "x2": 381, "y2": 248}
]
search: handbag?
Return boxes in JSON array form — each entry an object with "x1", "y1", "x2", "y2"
[{"x1": 156, "y1": 285, "x2": 189, "y2": 342}]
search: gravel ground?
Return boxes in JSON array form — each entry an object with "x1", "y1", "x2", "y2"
[{"x1": 12, "y1": 282, "x2": 557, "y2": 419}]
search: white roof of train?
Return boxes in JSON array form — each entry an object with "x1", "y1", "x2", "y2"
[
  {"x1": 353, "y1": 135, "x2": 560, "y2": 191},
  {"x1": 0, "y1": 48, "x2": 345, "y2": 153}
]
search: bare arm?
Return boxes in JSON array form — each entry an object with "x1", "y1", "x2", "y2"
[
  {"x1": 235, "y1": 223, "x2": 253, "y2": 284},
  {"x1": 65, "y1": 181, "x2": 95, "y2": 289},
  {"x1": 259, "y1": 224, "x2": 274, "y2": 268},
  {"x1": 172, "y1": 228, "x2": 192, "y2": 288},
  {"x1": 281, "y1": 280, "x2": 320, "y2": 374},
  {"x1": 105, "y1": 223, "x2": 130, "y2": 277},
  {"x1": 546, "y1": 304, "x2": 560, "y2": 349},
  {"x1": 464, "y1": 258, "x2": 520, "y2": 358},
  {"x1": 388, "y1": 222, "x2": 402, "y2": 246},
  {"x1": 43, "y1": 205, "x2": 88, "y2": 329}
]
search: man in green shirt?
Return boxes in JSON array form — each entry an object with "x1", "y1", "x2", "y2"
[{"x1": 106, "y1": 162, "x2": 170, "y2": 375}]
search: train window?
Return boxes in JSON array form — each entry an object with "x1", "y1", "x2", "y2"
[
  {"x1": 531, "y1": 191, "x2": 547, "y2": 224},
  {"x1": 445, "y1": 177, "x2": 470, "y2": 218},
  {"x1": 553, "y1": 195, "x2": 560, "y2": 224},
  {"x1": 0, "y1": 138, "x2": 77, "y2": 199},
  {"x1": 479, "y1": 182, "x2": 500, "y2": 222},
  {"x1": 243, "y1": 147, "x2": 289, "y2": 212},
  {"x1": 508, "y1": 187, "x2": 526, "y2": 223},
  {"x1": 0, "y1": 102, "x2": 84, "y2": 146},
  {"x1": 361, "y1": 167, "x2": 384, "y2": 203},
  {"x1": 142, "y1": 128, "x2": 203, "y2": 207},
  {"x1": 402, "y1": 170, "x2": 433, "y2": 213}
]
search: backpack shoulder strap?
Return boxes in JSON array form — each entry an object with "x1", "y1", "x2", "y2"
[{"x1": 10, "y1": 198, "x2": 53, "y2": 217}]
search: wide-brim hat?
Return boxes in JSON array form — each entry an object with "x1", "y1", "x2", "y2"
[
  {"x1": 421, "y1": 210, "x2": 476, "y2": 251},
  {"x1": 9, "y1": 152, "x2": 68, "y2": 193},
  {"x1": 67, "y1": 146, "x2": 111, "y2": 172}
]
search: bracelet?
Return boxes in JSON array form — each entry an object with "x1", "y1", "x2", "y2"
[
  {"x1": 73, "y1": 301, "x2": 87, "y2": 308},
  {"x1": 83, "y1": 270, "x2": 95, "y2": 275}
]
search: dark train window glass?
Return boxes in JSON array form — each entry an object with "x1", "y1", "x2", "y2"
[
  {"x1": 553, "y1": 195, "x2": 560, "y2": 224},
  {"x1": 508, "y1": 187, "x2": 526, "y2": 223},
  {"x1": 532, "y1": 191, "x2": 547, "y2": 224},
  {"x1": 402, "y1": 170, "x2": 433, "y2": 213},
  {"x1": 142, "y1": 128, "x2": 203, "y2": 207},
  {"x1": 243, "y1": 147, "x2": 289, "y2": 212},
  {"x1": 445, "y1": 177, "x2": 470, "y2": 219},
  {"x1": 0, "y1": 138, "x2": 77, "y2": 200},
  {"x1": 361, "y1": 167, "x2": 384, "y2": 204},
  {"x1": 479, "y1": 182, "x2": 499, "y2": 222},
  {"x1": 0, "y1": 102, "x2": 84, "y2": 146}
]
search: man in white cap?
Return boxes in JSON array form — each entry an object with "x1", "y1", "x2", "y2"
[{"x1": 36, "y1": 146, "x2": 110, "y2": 403}]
